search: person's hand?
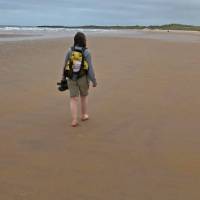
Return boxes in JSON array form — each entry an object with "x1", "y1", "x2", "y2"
[{"x1": 93, "y1": 82, "x2": 97, "y2": 87}]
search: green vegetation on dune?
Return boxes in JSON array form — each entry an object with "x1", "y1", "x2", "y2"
[{"x1": 148, "y1": 24, "x2": 200, "y2": 31}]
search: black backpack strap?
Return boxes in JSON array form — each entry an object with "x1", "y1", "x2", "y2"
[{"x1": 81, "y1": 47, "x2": 86, "y2": 67}]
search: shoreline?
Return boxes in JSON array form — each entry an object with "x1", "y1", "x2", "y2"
[{"x1": 0, "y1": 28, "x2": 200, "y2": 43}]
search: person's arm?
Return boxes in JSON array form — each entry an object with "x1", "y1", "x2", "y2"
[
  {"x1": 61, "y1": 48, "x2": 71, "y2": 80},
  {"x1": 85, "y1": 50, "x2": 97, "y2": 87}
]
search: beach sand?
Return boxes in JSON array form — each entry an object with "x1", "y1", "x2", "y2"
[{"x1": 0, "y1": 34, "x2": 200, "y2": 199}]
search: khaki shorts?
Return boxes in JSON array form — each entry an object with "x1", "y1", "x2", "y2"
[{"x1": 68, "y1": 75, "x2": 89, "y2": 97}]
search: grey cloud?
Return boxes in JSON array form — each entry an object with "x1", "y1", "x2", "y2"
[{"x1": 0, "y1": 0, "x2": 200, "y2": 26}]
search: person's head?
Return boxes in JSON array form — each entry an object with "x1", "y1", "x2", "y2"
[{"x1": 74, "y1": 32, "x2": 86, "y2": 48}]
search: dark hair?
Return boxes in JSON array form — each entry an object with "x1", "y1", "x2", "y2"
[{"x1": 74, "y1": 32, "x2": 86, "y2": 48}]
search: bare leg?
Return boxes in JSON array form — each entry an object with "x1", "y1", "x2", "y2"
[
  {"x1": 70, "y1": 96, "x2": 79, "y2": 126},
  {"x1": 80, "y1": 95, "x2": 89, "y2": 120}
]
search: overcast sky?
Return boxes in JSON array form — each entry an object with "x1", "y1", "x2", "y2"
[{"x1": 0, "y1": 0, "x2": 200, "y2": 26}]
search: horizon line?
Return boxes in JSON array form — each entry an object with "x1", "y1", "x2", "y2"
[{"x1": 0, "y1": 23, "x2": 200, "y2": 27}]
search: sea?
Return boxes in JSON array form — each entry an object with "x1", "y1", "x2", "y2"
[{"x1": 0, "y1": 25, "x2": 200, "y2": 43}]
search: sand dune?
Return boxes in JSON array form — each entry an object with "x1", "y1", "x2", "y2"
[{"x1": 0, "y1": 34, "x2": 200, "y2": 199}]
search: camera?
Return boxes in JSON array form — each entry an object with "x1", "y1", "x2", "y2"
[{"x1": 57, "y1": 79, "x2": 68, "y2": 91}]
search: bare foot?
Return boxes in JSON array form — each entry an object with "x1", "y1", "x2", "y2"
[
  {"x1": 71, "y1": 120, "x2": 78, "y2": 127},
  {"x1": 81, "y1": 114, "x2": 89, "y2": 121}
]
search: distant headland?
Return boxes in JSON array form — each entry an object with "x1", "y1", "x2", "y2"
[{"x1": 37, "y1": 24, "x2": 200, "y2": 31}]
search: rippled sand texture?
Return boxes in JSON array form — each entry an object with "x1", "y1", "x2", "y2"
[{"x1": 0, "y1": 35, "x2": 200, "y2": 200}]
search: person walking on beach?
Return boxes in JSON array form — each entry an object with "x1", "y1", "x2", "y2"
[{"x1": 62, "y1": 32, "x2": 97, "y2": 127}]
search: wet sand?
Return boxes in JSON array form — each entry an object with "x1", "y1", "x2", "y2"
[{"x1": 0, "y1": 34, "x2": 200, "y2": 199}]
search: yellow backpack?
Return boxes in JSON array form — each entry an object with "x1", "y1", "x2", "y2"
[{"x1": 65, "y1": 47, "x2": 88, "y2": 79}]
